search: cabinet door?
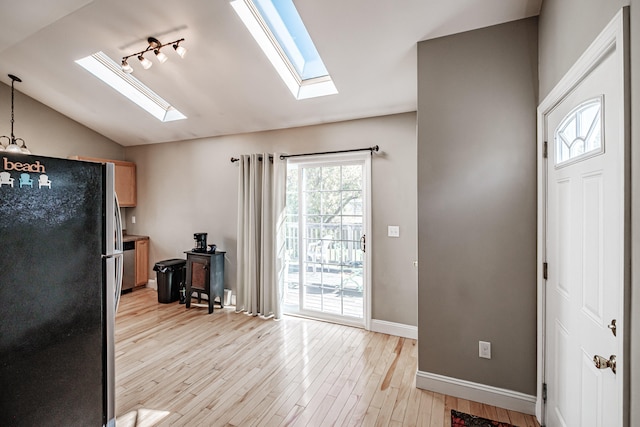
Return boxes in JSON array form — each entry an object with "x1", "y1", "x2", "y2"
[
  {"x1": 135, "y1": 239, "x2": 148, "y2": 286},
  {"x1": 114, "y1": 162, "x2": 136, "y2": 207},
  {"x1": 188, "y1": 256, "x2": 209, "y2": 290},
  {"x1": 69, "y1": 156, "x2": 137, "y2": 207}
]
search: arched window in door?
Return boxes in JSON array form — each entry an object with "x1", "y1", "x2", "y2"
[{"x1": 554, "y1": 96, "x2": 603, "y2": 167}]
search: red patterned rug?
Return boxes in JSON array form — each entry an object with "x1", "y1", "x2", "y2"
[{"x1": 451, "y1": 410, "x2": 517, "y2": 427}]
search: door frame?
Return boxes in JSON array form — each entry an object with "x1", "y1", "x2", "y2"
[
  {"x1": 285, "y1": 152, "x2": 373, "y2": 330},
  {"x1": 536, "y1": 7, "x2": 630, "y2": 423}
]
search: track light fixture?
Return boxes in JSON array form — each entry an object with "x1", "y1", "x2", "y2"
[
  {"x1": 121, "y1": 37, "x2": 186, "y2": 73},
  {"x1": 0, "y1": 74, "x2": 30, "y2": 154}
]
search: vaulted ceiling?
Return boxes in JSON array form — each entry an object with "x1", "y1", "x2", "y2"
[{"x1": 0, "y1": 0, "x2": 541, "y2": 146}]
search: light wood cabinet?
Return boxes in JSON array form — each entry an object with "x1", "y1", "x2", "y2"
[
  {"x1": 113, "y1": 161, "x2": 137, "y2": 207},
  {"x1": 70, "y1": 156, "x2": 137, "y2": 206},
  {"x1": 135, "y1": 238, "x2": 149, "y2": 286}
]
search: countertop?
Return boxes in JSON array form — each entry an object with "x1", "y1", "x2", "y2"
[{"x1": 123, "y1": 234, "x2": 149, "y2": 242}]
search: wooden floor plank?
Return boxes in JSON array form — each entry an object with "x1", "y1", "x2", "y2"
[
  {"x1": 428, "y1": 393, "x2": 445, "y2": 427},
  {"x1": 443, "y1": 395, "x2": 456, "y2": 427},
  {"x1": 507, "y1": 409, "x2": 529, "y2": 426},
  {"x1": 328, "y1": 394, "x2": 358, "y2": 427},
  {"x1": 401, "y1": 380, "x2": 423, "y2": 427},
  {"x1": 417, "y1": 391, "x2": 434, "y2": 427},
  {"x1": 468, "y1": 400, "x2": 484, "y2": 418},
  {"x1": 455, "y1": 398, "x2": 471, "y2": 415},
  {"x1": 495, "y1": 406, "x2": 511, "y2": 423},
  {"x1": 482, "y1": 404, "x2": 500, "y2": 422},
  {"x1": 115, "y1": 289, "x2": 540, "y2": 427},
  {"x1": 375, "y1": 386, "x2": 399, "y2": 426},
  {"x1": 390, "y1": 342, "x2": 418, "y2": 423}
]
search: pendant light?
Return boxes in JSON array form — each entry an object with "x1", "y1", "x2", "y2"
[{"x1": 0, "y1": 74, "x2": 30, "y2": 154}]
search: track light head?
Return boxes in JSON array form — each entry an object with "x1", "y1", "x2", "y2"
[
  {"x1": 138, "y1": 54, "x2": 153, "y2": 69},
  {"x1": 121, "y1": 59, "x2": 133, "y2": 73},
  {"x1": 173, "y1": 42, "x2": 187, "y2": 58},
  {"x1": 154, "y1": 49, "x2": 168, "y2": 64}
]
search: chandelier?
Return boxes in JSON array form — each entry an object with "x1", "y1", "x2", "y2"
[{"x1": 0, "y1": 74, "x2": 30, "y2": 154}]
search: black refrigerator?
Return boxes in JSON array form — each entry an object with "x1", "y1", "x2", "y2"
[{"x1": 0, "y1": 153, "x2": 122, "y2": 426}]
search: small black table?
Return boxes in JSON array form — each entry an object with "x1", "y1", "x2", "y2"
[{"x1": 184, "y1": 251, "x2": 225, "y2": 314}]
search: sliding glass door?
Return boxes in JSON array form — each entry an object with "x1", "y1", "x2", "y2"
[{"x1": 283, "y1": 154, "x2": 370, "y2": 327}]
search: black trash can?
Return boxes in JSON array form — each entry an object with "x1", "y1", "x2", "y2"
[{"x1": 153, "y1": 259, "x2": 186, "y2": 304}]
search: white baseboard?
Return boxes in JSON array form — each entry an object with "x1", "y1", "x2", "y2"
[
  {"x1": 369, "y1": 319, "x2": 418, "y2": 339},
  {"x1": 146, "y1": 279, "x2": 157, "y2": 290},
  {"x1": 415, "y1": 370, "x2": 537, "y2": 415}
]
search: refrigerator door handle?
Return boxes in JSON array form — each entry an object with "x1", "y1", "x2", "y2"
[
  {"x1": 102, "y1": 253, "x2": 123, "y2": 259},
  {"x1": 104, "y1": 177, "x2": 122, "y2": 427},
  {"x1": 113, "y1": 193, "x2": 124, "y2": 312},
  {"x1": 112, "y1": 253, "x2": 124, "y2": 313}
]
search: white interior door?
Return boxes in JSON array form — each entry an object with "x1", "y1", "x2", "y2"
[{"x1": 540, "y1": 10, "x2": 627, "y2": 427}]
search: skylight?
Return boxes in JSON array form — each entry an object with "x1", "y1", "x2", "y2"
[
  {"x1": 230, "y1": 0, "x2": 338, "y2": 100},
  {"x1": 76, "y1": 52, "x2": 186, "y2": 122}
]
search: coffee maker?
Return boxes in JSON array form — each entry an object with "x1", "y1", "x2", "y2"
[{"x1": 193, "y1": 233, "x2": 207, "y2": 253}]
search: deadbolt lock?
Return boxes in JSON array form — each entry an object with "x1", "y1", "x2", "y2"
[
  {"x1": 608, "y1": 319, "x2": 617, "y2": 337},
  {"x1": 593, "y1": 354, "x2": 616, "y2": 374}
]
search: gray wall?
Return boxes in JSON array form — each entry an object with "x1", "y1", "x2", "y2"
[
  {"x1": 124, "y1": 113, "x2": 419, "y2": 326},
  {"x1": 538, "y1": 1, "x2": 638, "y2": 425},
  {"x1": 0, "y1": 82, "x2": 124, "y2": 160},
  {"x1": 416, "y1": 18, "x2": 538, "y2": 394},
  {"x1": 538, "y1": 0, "x2": 629, "y2": 99}
]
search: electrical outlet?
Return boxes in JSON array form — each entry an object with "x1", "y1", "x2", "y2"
[
  {"x1": 479, "y1": 341, "x2": 491, "y2": 359},
  {"x1": 388, "y1": 225, "x2": 400, "y2": 237},
  {"x1": 131, "y1": 216, "x2": 136, "y2": 224}
]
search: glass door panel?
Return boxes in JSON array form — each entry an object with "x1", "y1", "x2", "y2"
[{"x1": 283, "y1": 159, "x2": 365, "y2": 324}]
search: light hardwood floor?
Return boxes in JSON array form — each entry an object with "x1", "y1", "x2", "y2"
[{"x1": 115, "y1": 288, "x2": 540, "y2": 427}]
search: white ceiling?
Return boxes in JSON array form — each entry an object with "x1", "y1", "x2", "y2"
[{"x1": 0, "y1": 0, "x2": 541, "y2": 147}]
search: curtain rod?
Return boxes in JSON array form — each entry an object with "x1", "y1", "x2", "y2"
[
  {"x1": 230, "y1": 145, "x2": 379, "y2": 163},
  {"x1": 230, "y1": 155, "x2": 273, "y2": 163},
  {"x1": 280, "y1": 145, "x2": 379, "y2": 160}
]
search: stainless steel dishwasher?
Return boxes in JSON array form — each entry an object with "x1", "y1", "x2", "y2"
[{"x1": 122, "y1": 241, "x2": 135, "y2": 292}]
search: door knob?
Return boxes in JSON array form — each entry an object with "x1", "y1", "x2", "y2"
[{"x1": 593, "y1": 354, "x2": 616, "y2": 374}]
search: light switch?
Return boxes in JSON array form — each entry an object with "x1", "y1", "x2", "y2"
[
  {"x1": 388, "y1": 226, "x2": 400, "y2": 237},
  {"x1": 479, "y1": 341, "x2": 491, "y2": 359}
]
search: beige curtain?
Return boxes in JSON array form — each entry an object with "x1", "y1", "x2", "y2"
[{"x1": 236, "y1": 153, "x2": 286, "y2": 319}]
